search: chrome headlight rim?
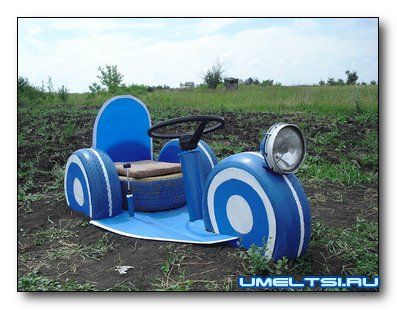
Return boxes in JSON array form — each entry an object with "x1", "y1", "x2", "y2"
[{"x1": 261, "y1": 123, "x2": 306, "y2": 174}]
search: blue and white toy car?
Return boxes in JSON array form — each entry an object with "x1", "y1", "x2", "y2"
[{"x1": 64, "y1": 95, "x2": 311, "y2": 260}]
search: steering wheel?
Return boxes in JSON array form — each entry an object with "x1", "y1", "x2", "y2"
[{"x1": 148, "y1": 115, "x2": 225, "y2": 150}]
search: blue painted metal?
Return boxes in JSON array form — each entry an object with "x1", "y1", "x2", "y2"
[
  {"x1": 65, "y1": 161, "x2": 90, "y2": 215},
  {"x1": 202, "y1": 151, "x2": 311, "y2": 260},
  {"x1": 158, "y1": 139, "x2": 217, "y2": 179},
  {"x1": 127, "y1": 194, "x2": 135, "y2": 217},
  {"x1": 92, "y1": 95, "x2": 152, "y2": 162},
  {"x1": 65, "y1": 148, "x2": 123, "y2": 220},
  {"x1": 286, "y1": 173, "x2": 311, "y2": 256},
  {"x1": 179, "y1": 150, "x2": 206, "y2": 221},
  {"x1": 90, "y1": 208, "x2": 238, "y2": 245},
  {"x1": 259, "y1": 135, "x2": 271, "y2": 169}
]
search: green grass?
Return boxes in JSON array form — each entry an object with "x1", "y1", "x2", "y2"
[
  {"x1": 108, "y1": 282, "x2": 138, "y2": 292},
  {"x1": 45, "y1": 235, "x2": 113, "y2": 262},
  {"x1": 60, "y1": 123, "x2": 78, "y2": 144},
  {"x1": 51, "y1": 84, "x2": 379, "y2": 115},
  {"x1": 154, "y1": 271, "x2": 194, "y2": 291},
  {"x1": 297, "y1": 112, "x2": 378, "y2": 186},
  {"x1": 154, "y1": 245, "x2": 193, "y2": 291},
  {"x1": 204, "y1": 277, "x2": 234, "y2": 291},
  {"x1": 239, "y1": 243, "x2": 290, "y2": 276},
  {"x1": 18, "y1": 272, "x2": 96, "y2": 291},
  {"x1": 298, "y1": 156, "x2": 377, "y2": 186},
  {"x1": 311, "y1": 219, "x2": 378, "y2": 276},
  {"x1": 33, "y1": 226, "x2": 77, "y2": 245},
  {"x1": 143, "y1": 85, "x2": 378, "y2": 114}
]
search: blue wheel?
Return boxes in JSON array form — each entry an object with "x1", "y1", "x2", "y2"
[
  {"x1": 158, "y1": 139, "x2": 217, "y2": 178},
  {"x1": 64, "y1": 148, "x2": 123, "y2": 220},
  {"x1": 202, "y1": 152, "x2": 311, "y2": 260}
]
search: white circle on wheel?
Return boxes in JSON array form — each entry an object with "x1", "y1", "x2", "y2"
[
  {"x1": 226, "y1": 195, "x2": 253, "y2": 234},
  {"x1": 73, "y1": 178, "x2": 84, "y2": 206}
]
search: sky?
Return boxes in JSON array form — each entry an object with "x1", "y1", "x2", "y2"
[{"x1": 18, "y1": 18, "x2": 378, "y2": 93}]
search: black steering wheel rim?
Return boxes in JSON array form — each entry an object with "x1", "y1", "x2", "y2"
[
  {"x1": 148, "y1": 115, "x2": 225, "y2": 150},
  {"x1": 148, "y1": 115, "x2": 225, "y2": 139}
]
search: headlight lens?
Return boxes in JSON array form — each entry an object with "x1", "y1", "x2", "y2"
[{"x1": 260, "y1": 123, "x2": 306, "y2": 174}]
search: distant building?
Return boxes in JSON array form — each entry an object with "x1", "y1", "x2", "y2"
[
  {"x1": 224, "y1": 77, "x2": 239, "y2": 90},
  {"x1": 180, "y1": 82, "x2": 195, "y2": 88}
]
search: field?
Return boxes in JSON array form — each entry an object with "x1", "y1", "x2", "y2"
[{"x1": 17, "y1": 85, "x2": 379, "y2": 291}]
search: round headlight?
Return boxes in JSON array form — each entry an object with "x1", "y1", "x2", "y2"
[{"x1": 260, "y1": 123, "x2": 306, "y2": 174}]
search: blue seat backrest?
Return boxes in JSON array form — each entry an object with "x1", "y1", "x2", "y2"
[{"x1": 92, "y1": 95, "x2": 153, "y2": 162}]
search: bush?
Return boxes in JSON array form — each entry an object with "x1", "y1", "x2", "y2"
[
  {"x1": 262, "y1": 79, "x2": 274, "y2": 86},
  {"x1": 203, "y1": 60, "x2": 224, "y2": 89},
  {"x1": 57, "y1": 85, "x2": 69, "y2": 102},
  {"x1": 17, "y1": 77, "x2": 47, "y2": 105},
  {"x1": 119, "y1": 83, "x2": 148, "y2": 97},
  {"x1": 89, "y1": 65, "x2": 124, "y2": 93},
  {"x1": 336, "y1": 78, "x2": 345, "y2": 86},
  {"x1": 89, "y1": 82, "x2": 103, "y2": 93},
  {"x1": 345, "y1": 70, "x2": 359, "y2": 85},
  {"x1": 354, "y1": 91, "x2": 363, "y2": 113},
  {"x1": 326, "y1": 78, "x2": 337, "y2": 86},
  {"x1": 245, "y1": 77, "x2": 260, "y2": 85},
  {"x1": 147, "y1": 85, "x2": 171, "y2": 92}
]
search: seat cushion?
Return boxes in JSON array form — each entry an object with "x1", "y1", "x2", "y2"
[{"x1": 115, "y1": 160, "x2": 182, "y2": 179}]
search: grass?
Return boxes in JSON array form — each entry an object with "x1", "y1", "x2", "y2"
[
  {"x1": 45, "y1": 235, "x2": 114, "y2": 262},
  {"x1": 54, "y1": 84, "x2": 378, "y2": 115},
  {"x1": 204, "y1": 277, "x2": 234, "y2": 291},
  {"x1": 18, "y1": 272, "x2": 97, "y2": 291},
  {"x1": 297, "y1": 112, "x2": 378, "y2": 186},
  {"x1": 239, "y1": 243, "x2": 290, "y2": 276},
  {"x1": 154, "y1": 271, "x2": 194, "y2": 291},
  {"x1": 33, "y1": 226, "x2": 77, "y2": 245},
  {"x1": 298, "y1": 156, "x2": 377, "y2": 186},
  {"x1": 154, "y1": 245, "x2": 193, "y2": 291},
  {"x1": 311, "y1": 219, "x2": 378, "y2": 277},
  {"x1": 144, "y1": 85, "x2": 378, "y2": 115},
  {"x1": 108, "y1": 282, "x2": 138, "y2": 292}
]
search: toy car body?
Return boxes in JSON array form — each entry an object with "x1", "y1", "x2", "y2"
[{"x1": 65, "y1": 95, "x2": 311, "y2": 260}]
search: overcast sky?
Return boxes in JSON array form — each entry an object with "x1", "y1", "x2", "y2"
[{"x1": 18, "y1": 18, "x2": 378, "y2": 93}]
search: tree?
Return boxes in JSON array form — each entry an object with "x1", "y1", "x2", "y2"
[
  {"x1": 17, "y1": 76, "x2": 47, "y2": 105},
  {"x1": 263, "y1": 79, "x2": 274, "y2": 86},
  {"x1": 40, "y1": 80, "x2": 46, "y2": 93},
  {"x1": 318, "y1": 80, "x2": 325, "y2": 86},
  {"x1": 58, "y1": 85, "x2": 69, "y2": 102},
  {"x1": 245, "y1": 77, "x2": 259, "y2": 85},
  {"x1": 370, "y1": 80, "x2": 377, "y2": 85},
  {"x1": 89, "y1": 82, "x2": 103, "y2": 93},
  {"x1": 327, "y1": 78, "x2": 337, "y2": 86},
  {"x1": 90, "y1": 65, "x2": 124, "y2": 93},
  {"x1": 245, "y1": 77, "x2": 254, "y2": 85},
  {"x1": 18, "y1": 76, "x2": 30, "y2": 91},
  {"x1": 47, "y1": 76, "x2": 54, "y2": 93},
  {"x1": 345, "y1": 70, "x2": 359, "y2": 85},
  {"x1": 336, "y1": 78, "x2": 345, "y2": 86},
  {"x1": 203, "y1": 60, "x2": 224, "y2": 89}
]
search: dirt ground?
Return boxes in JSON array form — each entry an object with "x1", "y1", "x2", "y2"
[{"x1": 17, "y1": 105, "x2": 379, "y2": 291}]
